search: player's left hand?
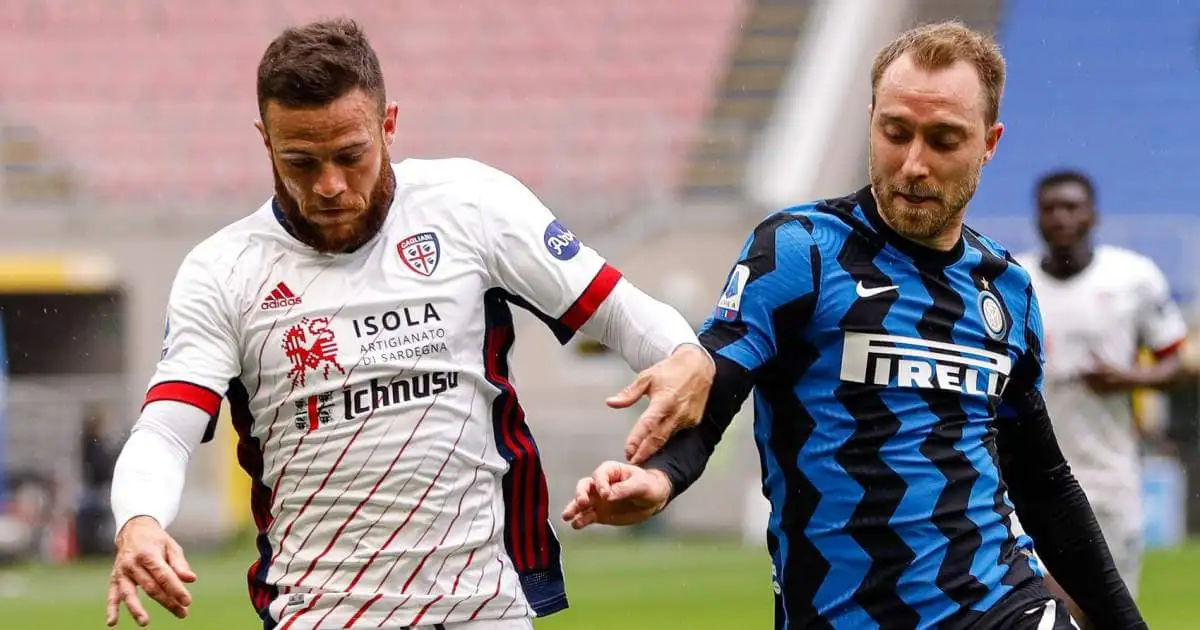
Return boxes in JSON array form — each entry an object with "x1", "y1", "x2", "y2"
[
  {"x1": 607, "y1": 343, "x2": 714, "y2": 464},
  {"x1": 561, "y1": 461, "x2": 673, "y2": 529}
]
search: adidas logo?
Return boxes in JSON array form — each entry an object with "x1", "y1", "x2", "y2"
[{"x1": 261, "y1": 282, "x2": 302, "y2": 311}]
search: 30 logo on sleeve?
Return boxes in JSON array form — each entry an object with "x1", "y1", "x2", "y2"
[{"x1": 543, "y1": 220, "x2": 581, "y2": 261}]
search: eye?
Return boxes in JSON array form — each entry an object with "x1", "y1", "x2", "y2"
[
  {"x1": 882, "y1": 124, "x2": 910, "y2": 144},
  {"x1": 284, "y1": 157, "x2": 317, "y2": 171},
  {"x1": 927, "y1": 134, "x2": 962, "y2": 152},
  {"x1": 336, "y1": 152, "x2": 365, "y2": 166}
]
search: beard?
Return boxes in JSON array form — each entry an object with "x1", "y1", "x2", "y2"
[
  {"x1": 869, "y1": 147, "x2": 981, "y2": 243},
  {"x1": 274, "y1": 147, "x2": 397, "y2": 254}
]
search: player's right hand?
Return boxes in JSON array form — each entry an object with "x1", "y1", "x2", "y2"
[
  {"x1": 561, "y1": 461, "x2": 673, "y2": 529},
  {"x1": 106, "y1": 515, "x2": 197, "y2": 627}
]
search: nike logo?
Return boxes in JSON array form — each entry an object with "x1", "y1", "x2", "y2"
[{"x1": 856, "y1": 281, "x2": 898, "y2": 298}]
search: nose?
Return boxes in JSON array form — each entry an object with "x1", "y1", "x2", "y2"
[
  {"x1": 900, "y1": 141, "x2": 931, "y2": 180},
  {"x1": 313, "y1": 163, "x2": 347, "y2": 199}
]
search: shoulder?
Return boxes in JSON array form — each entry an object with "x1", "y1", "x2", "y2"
[
  {"x1": 394, "y1": 156, "x2": 511, "y2": 184},
  {"x1": 181, "y1": 202, "x2": 280, "y2": 281},
  {"x1": 962, "y1": 226, "x2": 1036, "y2": 287},
  {"x1": 393, "y1": 158, "x2": 548, "y2": 229},
  {"x1": 394, "y1": 157, "x2": 529, "y2": 200},
  {"x1": 963, "y1": 224, "x2": 1022, "y2": 262},
  {"x1": 1096, "y1": 244, "x2": 1165, "y2": 280}
]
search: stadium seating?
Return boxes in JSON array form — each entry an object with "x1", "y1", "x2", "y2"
[
  {"x1": 970, "y1": 0, "x2": 1200, "y2": 300},
  {"x1": 0, "y1": 1, "x2": 746, "y2": 208}
]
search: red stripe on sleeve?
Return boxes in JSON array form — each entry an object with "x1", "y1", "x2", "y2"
[
  {"x1": 1154, "y1": 338, "x2": 1186, "y2": 361},
  {"x1": 143, "y1": 381, "x2": 223, "y2": 416},
  {"x1": 559, "y1": 263, "x2": 622, "y2": 332}
]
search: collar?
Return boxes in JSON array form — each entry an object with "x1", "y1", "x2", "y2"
[{"x1": 857, "y1": 186, "x2": 965, "y2": 267}]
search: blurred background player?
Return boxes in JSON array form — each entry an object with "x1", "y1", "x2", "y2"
[
  {"x1": 1013, "y1": 169, "x2": 1192, "y2": 610},
  {"x1": 103, "y1": 19, "x2": 713, "y2": 630},
  {"x1": 565, "y1": 21, "x2": 1142, "y2": 630}
]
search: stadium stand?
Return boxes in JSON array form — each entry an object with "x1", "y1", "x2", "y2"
[
  {"x1": 969, "y1": 0, "x2": 1200, "y2": 302},
  {"x1": 0, "y1": 0, "x2": 746, "y2": 214}
]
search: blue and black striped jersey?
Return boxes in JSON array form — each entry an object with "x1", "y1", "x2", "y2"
[{"x1": 645, "y1": 187, "x2": 1145, "y2": 630}]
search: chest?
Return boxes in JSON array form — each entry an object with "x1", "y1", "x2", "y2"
[
  {"x1": 233, "y1": 229, "x2": 489, "y2": 399},
  {"x1": 1034, "y1": 275, "x2": 1143, "y2": 368},
  {"x1": 812, "y1": 257, "x2": 1022, "y2": 401}
]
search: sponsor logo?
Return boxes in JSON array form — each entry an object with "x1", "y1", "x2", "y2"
[
  {"x1": 282, "y1": 316, "x2": 345, "y2": 388},
  {"x1": 294, "y1": 391, "x2": 336, "y2": 433},
  {"x1": 293, "y1": 372, "x2": 463, "y2": 431},
  {"x1": 714, "y1": 264, "x2": 749, "y2": 321},
  {"x1": 543, "y1": 220, "x2": 580, "y2": 261},
  {"x1": 398, "y1": 232, "x2": 441, "y2": 277},
  {"x1": 262, "y1": 281, "x2": 302, "y2": 311},
  {"x1": 839, "y1": 332, "x2": 1012, "y2": 396},
  {"x1": 351, "y1": 303, "x2": 442, "y2": 339},
  {"x1": 342, "y1": 372, "x2": 461, "y2": 421},
  {"x1": 855, "y1": 281, "x2": 898, "y2": 299},
  {"x1": 351, "y1": 303, "x2": 448, "y2": 366}
]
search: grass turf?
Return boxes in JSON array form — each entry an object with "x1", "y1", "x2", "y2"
[{"x1": 1, "y1": 536, "x2": 1194, "y2": 629}]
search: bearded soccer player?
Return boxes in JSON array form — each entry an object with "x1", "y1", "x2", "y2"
[
  {"x1": 1011, "y1": 170, "x2": 1190, "y2": 612},
  {"x1": 105, "y1": 19, "x2": 714, "y2": 630},
  {"x1": 563, "y1": 22, "x2": 1147, "y2": 630}
]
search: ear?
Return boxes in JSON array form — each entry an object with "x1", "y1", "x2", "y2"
[
  {"x1": 254, "y1": 119, "x2": 271, "y2": 152},
  {"x1": 982, "y1": 121, "x2": 1004, "y2": 164},
  {"x1": 382, "y1": 102, "x2": 399, "y2": 146}
]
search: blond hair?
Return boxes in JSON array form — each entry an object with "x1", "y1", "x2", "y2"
[{"x1": 871, "y1": 21, "x2": 1006, "y2": 125}]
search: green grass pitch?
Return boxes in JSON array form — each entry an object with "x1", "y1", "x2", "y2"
[{"x1": 1, "y1": 536, "x2": 1195, "y2": 629}]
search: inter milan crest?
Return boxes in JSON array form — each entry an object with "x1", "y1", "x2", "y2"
[
  {"x1": 977, "y1": 289, "x2": 1008, "y2": 341},
  {"x1": 398, "y1": 231, "x2": 441, "y2": 277}
]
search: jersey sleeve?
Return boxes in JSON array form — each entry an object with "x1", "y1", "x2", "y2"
[
  {"x1": 142, "y1": 248, "x2": 241, "y2": 432},
  {"x1": 698, "y1": 214, "x2": 821, "y2": 372},
  {"x1": 479, "y1": 168, "x2": 622, "y2": 344},
  {"x1": 1135, "y1": 259, "x2": 1187, "y2": 358}
]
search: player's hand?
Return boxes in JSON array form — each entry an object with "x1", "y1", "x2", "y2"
[
  {"x1": 561, "y1": 461, "x2": 673, "y2": 529},
  {"x1": 608, "y1": 343, "x2": 714, "y2": 464},
  {"x1": 1080, "y1": 362, "x2": 1138, "y2": 394},
  {"x1": 106, "y1": 516, "x2": 197, "y2": 627}
]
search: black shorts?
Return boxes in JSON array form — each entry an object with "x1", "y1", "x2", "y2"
[{"x1": 972, "y1": 580, "x2": 1080, "y2": 629}]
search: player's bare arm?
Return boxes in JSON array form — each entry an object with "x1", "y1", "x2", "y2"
[{"x1": 1081, "y1": 351, "x2": 1192, "y2": 394}]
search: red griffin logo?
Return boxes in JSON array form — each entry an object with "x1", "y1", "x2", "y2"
[{"x1": 282, "y1": 316, "x2": 345, "y2": 388}]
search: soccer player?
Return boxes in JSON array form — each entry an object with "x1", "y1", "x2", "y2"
[
  {"x1": 104, "y1": 19, "x2": 715, "y2": 630},
  {"x1": 1012, "y1": 170, "x2": 1190, "y2": 608},
  {"x1": 562, "y1": 22, "x2": 1146, "y2": 630}
]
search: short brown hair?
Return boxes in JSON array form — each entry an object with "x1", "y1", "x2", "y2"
[
  {"x1": 256, "y1": 18, "x2": 386, "y2": 121},
  {"x1": 870, "y1": 20, "x2": 1006, "y2": 125}
]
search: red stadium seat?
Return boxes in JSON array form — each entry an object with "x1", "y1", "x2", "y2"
[{"x1": 0, "y1": 1, "x2": 746, "y2": 209}]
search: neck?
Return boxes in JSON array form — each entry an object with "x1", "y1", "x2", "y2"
[
  {"x1": 911, "y1": 223, "x2": 963, "y2": 252},
  {"x1": 1042, "y1": 242, "x2": 1093, "y2": 279}
]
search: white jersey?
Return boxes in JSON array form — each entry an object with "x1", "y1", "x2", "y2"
[
  {"x1": 145, "y1": 159, "x2": 622, "y2": 628},
  {"x1": 1016, "y1": 245, "x2": 1186, "y2": 502}
]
